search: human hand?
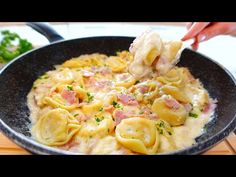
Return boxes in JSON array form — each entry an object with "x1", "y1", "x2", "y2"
[{"x1": 181, "y1": 22, "x2": 236, "y2": 50}]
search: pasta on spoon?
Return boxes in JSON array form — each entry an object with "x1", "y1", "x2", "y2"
[{"x1": 129, "y1": 30, "x2": 183, "y2": 79}]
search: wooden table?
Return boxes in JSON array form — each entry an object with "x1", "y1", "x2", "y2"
[
  {"x1": 0, "y1": 22, "x2": 235, "y2": 155},
  {"x1": 0, "y1": 132, "x2": 235, "y2": 155}
]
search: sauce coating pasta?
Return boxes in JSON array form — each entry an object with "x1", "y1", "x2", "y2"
[{"x1": 27, "y1": 32, "x2": 216, "y2": 154}]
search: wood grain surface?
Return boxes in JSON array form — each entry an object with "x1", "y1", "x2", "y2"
[{"x1": 0, "y1": 132, "x2": 235, "y2": 155}]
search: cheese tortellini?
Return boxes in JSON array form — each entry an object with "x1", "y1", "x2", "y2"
[
  {"x1": 115, "y1": 73, "x2": 136, "y2": 88},
  {"x1": 160, "y1": 84, "x2": 190, "y2": 103},
  {"x1": 78, "y1": 112, "x2": 115, "y2": 138},
  {"x1": 32, "y1": 108, "x2": 81, "y2": 146},
  {"x1": 151, "y1": 95, "x2": 188, "y2": 126},
  {"x1": 129, "y1": 30, "x2": 183, "y2": 78},
  {"x1": 115, "y1": 117, "x2": 159, "y2": 154},
  {"x1": 157, "y1": 67, "x2": 190, "y2": 88},
  {"x1": 107, "y1": 56, "x2": 127, "y2": 72},
  {"x1": 62, "y1": 54, "x2": 106, "y2": 68},
  {"x1": 28, "y1": 34, "x2": 215, "y2": 154}
]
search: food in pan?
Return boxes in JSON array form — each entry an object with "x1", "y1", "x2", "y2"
[{"x1": 27, "y1": 30, "x2": 216, "y2": 154}]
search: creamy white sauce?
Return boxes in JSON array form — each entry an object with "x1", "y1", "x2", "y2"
[{"x1": 129, "y1": 30, "x2": 182, "y2": 79}]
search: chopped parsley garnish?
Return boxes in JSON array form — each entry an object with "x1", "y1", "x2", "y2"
[
  {"x1": 99, "y1": 107, "x2": 104, "y2": 112},
  {"x1": 95, "y1": 117, "x2": 101, "y2": 122},
  {"x1": 159, "y1": 120, "x2": 165, "y2": 127},
  {"x1": 139, "y1": 111, "x2": 144, "y2": 114},
  {"x1": 112, "y1": 101, "x2": 123, "y2": 109},
  {"x1": 168, "y1": 131, "x2": 172, "y2": 135},
  {"x1": 38, "y1": 75, "x2": 49, "y2": 80},
  {"x1": 87, "y1": 92, "x2": 94, "y2": 103},
  {"x1": 67, "y1": 85, "x2": 73, "y2": 91},
  {"x1": 135, "y1": 80, "x2": 140, "y2": 84},
  {"x1": 133, "y1": 92, "x2": 138, "y2": 97},
  {"x1": 95, "y1": 115, "x2": 104, "y2": 123},
  {"x1": 189, "y1": 112, "x2": 198, "y2": 118},
  {"x1": 159, "y1": 129, "x2": 163, "y2": 135},
  {"x1": 74, "y1": 114, "x2": 79, "y2": 117}
]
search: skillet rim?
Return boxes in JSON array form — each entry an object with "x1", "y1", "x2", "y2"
[{"x1": 0, "y1": 36, "x2": 235, "y2": 155}]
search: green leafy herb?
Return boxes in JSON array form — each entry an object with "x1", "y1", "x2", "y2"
[
  {"x1": 95, "y1": 117, "x2": 101, "y2": 122},
  {"x1": 133, "y1": 92, "x2": 138, "y2": 97},
  {"x1": 74, "y1": 114, "x2": 79, "y2": 117},
  {"x1": 67, "y1": 85, "x2": 73, "y2": 91},
  {"x1": 99, "y1": 107, "x2": 104, "y2": 112},
  {"x1": 0, "y1": 30, "x2": 33, "y2": 63},
  {"x1": 87, "y1": 92, "x2": 94, "y2": 103},
  {"x1": 139, "y1": 111, "x2": 144, "y2": 114},
  {"x1": 189, "y1": 112, "x2": 198, "y2": 118},
  {"x1": 112, "y1": 101, "x2": 123, "y2": 109},
  {"x1": 159, "y1": 120, "x2": 165, "y2": 127},
  {"x1": 38, "y1": 75, "x2": 49, "y2": 80}
]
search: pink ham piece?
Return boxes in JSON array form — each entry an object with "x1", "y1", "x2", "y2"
[
  {"x1": 61, "y1": 89, "x2": 77, "y2": 105},
  {"x1": 203, "y1": 99, "x2": 217, "y2": 113},
  {"x1": 104, "y1": 105, "x2": 115, "y2": 113},
  {"x1": 74, "y1": 114, "x2": 89, "y2": 121},
  {"x1": 113, "y1": 110, "x2": 128, "y2": 125},
  {"x1": 164, "y1": 97, "x2": 180, "y2": 110},
  {"x1": 183, "y1": 103, "x2": 192, "y2": 112},
  {"x1": 138, "y1": 85, "x2": 149, "y2": 94},
  {"x1": 118, "y1": 94, "x2": 138, "y2": 106},
  {"x1": 95, "y1": 80, "x2": 112, "y2": 89},
  {"x1": 99, "y1": 67, "x2": 111, "y2": 76}
]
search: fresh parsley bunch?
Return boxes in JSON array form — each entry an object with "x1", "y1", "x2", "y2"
[{"x1": 0, "y1": 30, "x2": 33, "y2": 63}]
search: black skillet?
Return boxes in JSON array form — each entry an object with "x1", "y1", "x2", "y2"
[{"x1": 0, "y1": 22, "x2": 235, "y2": 155}]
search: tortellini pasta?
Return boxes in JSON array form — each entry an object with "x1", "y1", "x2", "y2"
[
  {"x1": 156, "y1": 67, "x2": 190, "y2": 88},
  {"x1": 115, "y1": 117, "x2": 159, "y2": 154},
  {"x1": 32, "y1": 108, "x2": 81, "y2": 146},
  {"x1": 28, "y1": 45, "x2": 215, "y2": 154},
  {"x1": 43, "y1": 95, "x2": 78, "y2": 111},
  {"x1": 160, "y1": 84, "x2": 190, "y2": 103},
  {"x1": 115, "y1": 73, "x2": 136, "y2": 88},
  {"x1": 78, "y1": 112, "x2": 115, "y2": 138},
  {"x1": 106, "y1": 56, "x2": 127, "y2": 72},
  {"x1": 151, "y1": 95, "x2": 188, "y2": 126},
  {"x1": 81, "y1": 100, "x2": 103, "y2": 116},
  {"x1": 62, "y1": 54, "x2": 106, "y2": 68},
  {"x1": 53, "y1": 68, "x2": 74, "y2": 84}
]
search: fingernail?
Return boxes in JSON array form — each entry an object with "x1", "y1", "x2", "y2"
[{"x1": 198, "y1": 35, "x2": 206, "y2": 42}]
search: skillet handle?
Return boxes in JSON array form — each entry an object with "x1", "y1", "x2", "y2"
[{"x1": 26, "y1": 22, "x2": 64, "y2": 43}]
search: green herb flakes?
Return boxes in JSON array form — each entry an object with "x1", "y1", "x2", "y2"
[{"x1": 189, "y1": 112, "x2": 198, "y2": 118}]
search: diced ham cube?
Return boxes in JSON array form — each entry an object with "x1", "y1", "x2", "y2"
[
  {"x1": 118, "y1": 94, "x2": 138, "y2": 106},
  {"x1": 113, "y1": 110, "x2": 128, "y2": 125},
  {"x1": 61, "y1": 89, "x2": 77, "y2": 105},
  {"x1": 164, "y1": 97, "x2": 180, "y2": 110}
]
